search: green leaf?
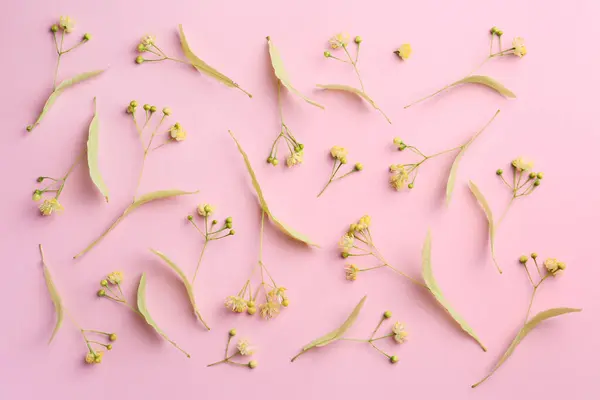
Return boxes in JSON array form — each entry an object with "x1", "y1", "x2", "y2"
[
  {"x1": 39, "y1": 245, "x2": 63, "y2": 344},
  {"x1": 228, "y1": 130, "x2": 318, "y2": 247},
  {"x1": 316, "y1": 84, "x2": 391, "y2": 124},
  {"x1": 422, "y1": 232, "x2": 487, "y2": 351},
  {"x1": 30, "y1": 70, "x2": 105, "y2": 130},
  {"x1": 446, "y1": 110, "x2": 500, "y2": 206},
  {"x1": 291, "y1": 295, "x2": 366, "y2": 361},
  {"x1": 468, "y1": 181, "x2": 501, "y2": 274},
  {"x1": 86, "y1": 97, "x2": 109, "y2": 202},
  {"x1": 451, "y1": 75, "x2": 516, "y2": 98},
  {"x1": 150, "y1": 249, "x2": 210, "y2": 330},
  {"x1": 137, "y1": 273, "x2": 191, "y2": 357},
  {"x1": 267, "y1": 37, "x2": 324, "y2": 109},
  {"x1": 472, "y1": 307, "x2": 582, "y2": 388},
  {"x1": 73, "y1": 189, "x2": 198, "y2": 259},
  {"x1": 178, "y1": 24, "x2": 252, "y2": 98}
]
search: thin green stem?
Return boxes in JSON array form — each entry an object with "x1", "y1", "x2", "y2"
[
  {"x1": 317, "y1": 163, "x2": 343, "y2": 197},
  {"x1": 342, "y1": 45, "x2": 364, "y2": 91}
]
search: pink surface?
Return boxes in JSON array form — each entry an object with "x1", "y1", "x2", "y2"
[{"x1": 1, "y1": 0, "x2": 598, "y2": 398}]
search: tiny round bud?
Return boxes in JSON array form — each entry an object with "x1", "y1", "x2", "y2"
[
  {"x1": 298, "y1": 143, "x2": 304, "y2": 150},
  {"x1": 272, "y1": 159, "x2": 279, "y2": 166},
  {"x1": 537, "y1": 172, "x2": 544, "y2": 179},
  {"x1": 342, "y1": 252, "x2": 349, "y2": 259},
  {"x1": 143, "y1": 104, "x2": 151, "y2": 111},
  {"x1": 399, "y1": 143, "x2": 407, "y2": 151},
  {"x1": 135, "y1": 56, "x2": 144, "y2": 64},
  {"x1": 267, "y1": 157, "x2": 273, "y2": 164},
  {"x1": 533, "y1": 180, "x2": 541, "y2": 187},
  {"x1": 100, "y1": 279, "x2": 108, "y2": 287},
  {"x1": 248, "y1": 360, "x2": 258, "y2": 369},
  {"x1": 137, "y1": 44, "x2": 146, "y2": 52},
  {"x1": 354, "y1": 163, "x2": 363, "y2": 171},
  {"x1": 557, "y1": 261, "x2": 566, "y2": 270},
  {"x1": 51, "y1": 25, "x2": 59, "y2": 33},
  {"x1": 390, "y1": 355, "x2": 399, "y2": 364},
  {"x1": 490, "y1": 26, "x2": 498, "y2": 34},
  {"x1": 531, "y1": 252, "x2": 538, "y2": 259},
  {"x1": 225, "y1": 222, "x2": 232, "y2": 229},
  {"x1": 324, "y1": 51, "x2": 331, "y2": 58},
  {"x1": 97, "y1": 289, "x2": 106, "y2": 297},
  {"x1": 229, "y1": 229, "x2": 236, "y2": 235},
  {"x1": 150, "y1": 105, "x2": 157, "y2": 113},
  {"x1": 106, "y1": 344, "x2": 113, "y2": 350},
  {"x1": 229, "y1": 329, "x2": 237, "y2": 337},
  {"x1": 130, "y1": 100, "x2": 138, "y2": 108},
  {"x1": 187, "y1": 215, "x2": 193, "y2": 221},
  {"x1": 519, "y1": 255, "x2": 528, "y2": 264},
  {"x1": 354, "y1": 36, "x2": 362, "y2": 44},
  {"x1": 496, "y1": 169, "x2": 503, "y2": 175},
  {"x1": 340, "y1": 156, "x2": 347, "y2": 164},
  {"x1": 109, "y1": 333, "x2": 117, "y2": 341},
  {"x1": 83, "y1": 33, "x2": 92, "y2": 41},
  {"x1": 162, "y1": 107, "x2": 171, "y2": 116},
  {"x1": 529, "y1": 172, "x2": 536, "y2": 179},
  {"x1": 126, "y1": 106, "x2": 133, "y2": 114},
  {"x1": 26, "y1": 125, "x2": 33, "y2": 132},
  {"x1": 496, "y1": 29, "x2": 504, "y2": 36},
  {"x1": 247, "y1": 300, "x2": 255, "y2": 308},
  {"x1": 281, "y1": 298, "x2": 290, "y2": 307},
  {"x1": 32, "y1": 191, "x2": 42, "y2": 202},
  {"x1": 294, "y1": 145, "x2": 301, "y2": 153},
  {"x1": 225, "y1": 217, "x2": 233, "y2": 224},
  {"x1": 37, "y1": 176, "x2": 44, "y2": 182},
  {"x1": 383, "y1": 310, "x2": 392, "y2": 319},
  {"x1": 247, "y1": 307, "x2": 256, "y2": 315},
  {"x1": 408, "y1": 183, "x2": 414, "y2": 189},
  {"x1": 212, "y1": 219, "x2": 218, "y2": 225}
]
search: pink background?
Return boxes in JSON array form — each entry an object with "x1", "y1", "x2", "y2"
[{"x1": 1, "y1": 0, "x2": 598, "y2": 398}]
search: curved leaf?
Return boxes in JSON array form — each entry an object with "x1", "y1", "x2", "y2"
[
  {"x1": 468, "y1": 181, "x2": 501, "y2": 273},
  {"x1": 178, "y1": 24, "x2": 252, "y2": 98},
  {"x1": 39, "y1": 245, "x2": 63, "y2": 344},
  {"x1": 451, "y1": 75, "x2": 516, "y2": 98},
  {"x1": 150, "y1": 249, "x2": 210, "y2": 330},
  {"x1": 267, "y1": 37, "x2": 323, "y2": 109},
  {"x1": 137, "y1": 273, "x2": 191, "y2": 357},
  {"x1": 291, "y1": 295, "x2": 366, "y2": 361},
  {"x1": 86, "y1": 98, "x2": 109, "y2": 202},
  {"x1": 30, "y1": 70, "x2": 105, "y2": 130},
  {"x1": 316, "y1": 84, "x2": 391, "y2": 124},
  {"x1": 446, "y1": 110, "x2": 501, "y2": 206},
  {"x1": 228, "y1": 130, "x2": 318, "y2": 247},
  {"x1": 422, "y1": 232, "x2": 487, "y2": 351},
  {"x1": 472, "y1": 307, "x2": 582, "y2": 388}
]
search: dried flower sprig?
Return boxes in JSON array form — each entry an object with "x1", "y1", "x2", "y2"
[
  {"x1": 225, "y1": 211, "x2": 288, "y2": 320},
  {"x1": 405, "y1": 27, "x2": 524, "y2": 108},
  {"x1": 319, "y1": 34, "x2": 391, "y2": 124},
  {"x1": 472, "y1": 253, "x2": 581, "y2": 388},
  {"x1": 340, "y1": 219, "x2": 487, "y2": 350},
  {"x1": 390, "y1": 110, "x2": 500, "y2": 205},
  {"x1": 292, "y1": 303, "x2": 408, "y2": 364},
  {"x1": 207, "y1": 329, "x2": 258, "y2": 369},
  {"x1": 317, "y1": 146, "x2": 363, "y2": 197},
  {"x1": 469, "y1": 158, "x2": 544, "y2": 273},
  {"x1": 97, "y1": 271, "x2": 191, "y2": 357},
  {"x1": 39, "y1": 245, "x2": 117, "y2": 364},
  {"x1": 74, "y1": 103, "x2": 197, "y2": 259},
  {"x1": 266, "y1": 37, "x2": 324, "y2": 168},
  {"x1": 393, "y1": 44, "x2": 412, "y2": 61},
  {"x1": 27, "y1": 17, "x2": 104, "y2": 132},
  {"x1": 135, "y1": 26, "x2": 252, "y2": 97}
]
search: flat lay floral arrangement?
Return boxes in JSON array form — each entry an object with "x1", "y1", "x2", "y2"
[{"x1": 4, "y1": 2, "x2": 596, "y2": 399}]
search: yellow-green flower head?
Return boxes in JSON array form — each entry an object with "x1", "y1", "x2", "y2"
[
  {"x1": 94, "y1": 351, "x2": 104, "y2": 364},
  {"x1": 395, "y1": 44, "x2": 412, "y2": 60},
  {"x1": 169, "y1": 123, "x2": 187, "y2": 141},
  {"x1": 329, "y1": 33, "x2": 350, "y2": 49},
  {"x1": 330, "y1": 146, "x2": 348, "y2": 160},
  {"x1": 512, "y1": 37, "x2": 527, "y2": 57},
  {"x1": 236, "y1": 339, "x2": 256, "y2": 356},
  {"x1": 59, "y1": 16, "x2": 75, "y2": 33},
  {"x1": 345, "y1": 264, "x2": 359, "y2": 281},
  {"x1": 544, "y1": 258, "x2": 565, "y2": 276},
  {"x1": 197, "y1": 203, "x2": 215, "y2": 217},
  {"x1": 259, "y1": 299, "x2": 280, "y2": 320},
  {"x1": 141, "y1": 34, "x2": 155, "y2": 46},
  {"x1": 286, "y1": 150, "x2": 304, "y2": 168},
  {"x1": 390, "y1": 164, "x2": 409, "y2": 191},
  {"x1": 84, "y1": 352, "x2": 95, "y2": 364},
  {"x1": 392, "y1": 322, "x2": 408, "y2": 344},
  {"x1": 107, "y1": 271, "x2": 124, "y2": 285},
  {"x1": 225, "y1": 295, "x2": 248, "y2": 313},
  {"x1": 511, "y1": 157, "x2": 534, "y2": 172},
  {"x1": 39, "y1": 198, "x2": 64, "y2": 216},
  {"x1": 339, "y1": 233, "x2": 355, "y2": 252}
]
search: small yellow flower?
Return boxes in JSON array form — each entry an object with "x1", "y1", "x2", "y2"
[
  {"x1": 259, "y1": 300, "x2": 280, "y2": 320},
  {"x1": 392, "y1": 322, "x2": 408, "y2": 344},
  {"x1": 339, "y1": 234, "x2": 355, "y2": 252},
  {"x1": 236, "y1": 339, "x2": 256, "y2": 356},
  {"x1": 225, "y1": 296, "x2": 247, "y2": 313},
  {"x1": 544, "y1": 258, "x2": 565, "y2": 276},
  {"x1": 286, "y1": 150, "x2": 304, "y2": 168},
  {"x1": 59, "y1": 16, "x2": 75, "y2": 33},
  {"x1": 169, "y1": 123, "x2": 187, "y2": 142},
  {"x1": 345, "y1": 264, "x2": 359, "y2": 281},
  {"x1": 355, "y1": 215, "x2": 371, "y2": 232},
  {"x1": 330, "y1": 146, "x2": 348, "y2": 160},
  {"x1": 94, "y1": 351, "x2": 104, "y2": 363},
  {"x1": 512, "y1": 37, "x2": 527, "y2": 57},
  {"x1": 141, "y1": 34, "x2": 155, "y2": 46},
  {"x1": 511, "y1": 157, "x2": 534, "y2": 172},
  {"x1": 329, "y1": 33, "x2": 350, "y2": 49},
  {"x1": 107, "y1": 271, "x2": 124, "y2": 285},
  {"x1": 85, "y1": 352, "x2": 95, "y2": 364},
  {"x1": 39, "y1": 198, "x2": 64, "y2": 216},
  {"x1": 269, "y1": 287, "x2": 288, "y2": 303},
  {"x1": 395, "y1": 44, "x2": 412, "y2": 60},
  {"x1": 197, "y1": 204, "x2": 215, "y2": 217},
  {"x1": 389, "y1": 165, "x2": 409, "y2": 191}
]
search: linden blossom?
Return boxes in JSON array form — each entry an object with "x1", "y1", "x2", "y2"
[
  {"x1": 317, "y1": 146, "x2": 363, "y2": 198},
  {"x1": 207, "y1": 329, "x2": 258, "y2": 369}
]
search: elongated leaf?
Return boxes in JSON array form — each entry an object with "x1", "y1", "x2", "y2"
[
  {"x1": 422, "y1": 232, "x2": 487, "y2": 351},
  {"x1": 451, "y1": 75, "x2": 516, "y2": 98},
  {"x1": 178, "y1": 24, "x2": 252, "y2": 97},
  {"x1": 316, "y1": 84, "x2": 391, "y2": 124},
  {"x1": 137, "y1": 273, "x2": 191, "y2": 357},
  {"x1": 86, "y1": 98, "x2": 109, "y2": 202},
  {"x1": 446, "y1": 110, "x2": 501, "y2": 206},
  {"x1": 150, "y1": 249, "x2": 209, "y2": 330},
  {"x1": 39, "y1": 245, "x2": 63, "y2": 344},
  {"x1": 31, "y1": 70, "x2": 105, "y2": 129},
  {"x1": 73, "y1": 189, "x2": 198, "y2": 259},
  {"x1": 228, "y1": 130, "x2": 318, "y2": 246},
  {"x1": 267, "y1": 37, "x2": 324, "y2": 109},
  {"x1": 468, "y1": 181, "x2": 501, "y2": 273},
  {"x1": 472, "y1": 307, "x2": 581, "y2": 388}
]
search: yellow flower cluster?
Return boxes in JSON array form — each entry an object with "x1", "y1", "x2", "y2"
[
  {"x1": 544, "y1": 258, "x2": 566, "y2": 277},
  {"x1": 197, "y1": 204, "x2": 215, "y2": 217},
  {"x1": 236, "y1": 339, "x2": 256, "y2": 356},
  {"x1": 330, "y1": 146, "x2": 348, "y2": 163},
  {"x1": 392, "y1": 322, "x2": 409, "y2": 344},
  {"x1": 58, "y1": 16, "x2": 75, "y2": 33},
  {"x1": 389, "y1": 164, "x2": 409, "y2": 191},
  {"x1": 169, "y1": 122, "x2": 187, "y2": 142},
  {"x1": 107, "y1": 271, "x2": 124, "y2": 285},
  {"x1": 395, "y1": 44, "x2": 412, "y2": 60},
  {"x1": 85, "y1": 351, "x2": 104, "y2": 364},
  {"x1": 286, "y1": 150, "x2": 304, "y2": 168},
  {"x1": 345, "y1": 264, "x2": 359, "y2": 281},
  {"x1": 511, "y1": 157, "x2": 534, "y2": 172},
  {"x1": 39, "y1": 198, "x2": 64, "y2": 216},
  {"x1": 329, "y1": 33, "x2": 350, "y2": 49},
  {"x1": 224, "y1": 295, "x2": 248, "y2": 313},
  {"x1": 512, "y1": 37, "x2": 527, "y2": 57}
]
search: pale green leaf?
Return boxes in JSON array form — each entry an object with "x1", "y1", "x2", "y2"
[
  {"x1": 31, "y1": 70, "x2": 105, "y2": 130},
  {"x1": 137, "y1": 273, "x2": 191, "y2": 357},
  {"x1": 451, "y1": 75, "x2": 516, "y2": 98},
  {"x1": 39, "y1": 245, "x2": 63, "y2": 344},
  {"x1": 178, "y1": 24, "x2": 252, "y2": 97},
  {"x1": 316, "y1": 84, "x2": 391, "y2": 124},
  {"x1": 468, "y1": 181, "x2": 501, "y2": 273},
  {"x1": 422, "y1": 232, "x2": 487, "y2": 351},
  {"x1": 228, "y1": 130, "x2": 318, "y2": 247},
  {"x1": 86, "y1": 97, "x2": 109, "y2": 202},
  {"x1": 267, "y1": 37, "x2": 324, "y2": 109},
  {"x1": 472, "y1": 307, "x2": 581, "y2": 388},
  {"x1": 150, "y1": 249, "x2": 209, "y2": 330},
  {"x1": 446, "y1": 110, "x2": 500, "y2": 206}
]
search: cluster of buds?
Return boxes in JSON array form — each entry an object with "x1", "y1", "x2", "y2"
[
  {"x1": 207, "y1": 329, "x2": 258, "y2": 369},
  {"x1": 82, "y1": 331, "x2": 117, "y2": 365}
]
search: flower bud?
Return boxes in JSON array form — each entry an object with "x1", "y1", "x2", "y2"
[
  {"x1": 143, "y1": 104, "x2": 151, "y2": 111},
  {"x1": 137, "y1": 44, "x2": 146, "y2": 52},
  {"x1": 340, "y1": 156, "x2": 347, "y2": 164},
  {"x1": 399, "y1": 143, "x2": 407, "y2": 151},
  {"x1": 282, "y1": 298, "x2": 290, "y2": 307},
  {"x1": 529, "y1": 172, "x2": 536, "y2": 179},
  {"x1": 383, "y1": 310, "x2": 392, "y2": 319},
  {"x1": 106, "y1": 344, "x2": 113, "y2": 350},
  {"x1": 408, "y1": 183, "x2": 414, "y2": 189},
  {"x1": 324, "y1": 51, "x2": 331, "y2": 58},
  {"x1": 247, "y1": 307, "x2": 256, "y2": 315},
  {"x1": 533, "y1": 180, "x2": 541, "y2": 187},
  {"x1": 354, "y1": 36, "x2": 362, "y2": 44},
  {"x1": 342, "y1": 252, "x2": 349, "y2": 259},
  {"x1": 531, "y1": 252, "x2": 538, "y2": 259},
  {"x1": 272, "y1": 159, "x2": 279, "y2": 166},
  {"x1": 490, "y1": 26, "x2": 498, "y2": 34},
  {"x1": 496, "y1": 169, "x2": 503, "y2": 175},
  {"x1": 26, "y1": 125, "x2": 33, "y2": 132},
  {"x1": 135, "y1": 56, "x2": 144, "y2": 64},
  {"x1": 32, "y1": 190, "x2": 42, "y2": 202},
  {"x1": 267, "y1": 157, "x2": 273, "y2": 164},
  {"x1": 248, "y1": 360, "x2": 258, "y2": 369},
  {"x1": 537, "y1": 172, "x2": 544, "y2": 179},
  {"x1": 247, "y1": 300, "x2": 255, "y2": 308},
  {"x1": 225, "y1": 217, "x2": 233, "y2": 224},
  {"x1": 83, "y1": 33, "x2": 91, "y2": 41},
  {"x1": 51, "y1": 25, "x2": 59, "y2": 33},
  {"x1": 519, "y1": 255, "x2": 528, "y2": 264},
  {"x1": 187, "y1": 215, "x2": 193, "y2": 221},
  {"x1": 162, "y1": 107, "x2": 171, "y2": 116},
  {"x1": 150, "y1": 105, "x2": 157, "y2": 113},
  {"x1": 97, "y1": 289, "x2": 106, "y2": 297},
  {"x1": 229, "y1": 329, "x2": 237, "y2": 337},
  {"x1": 496, "y1": 29, "x2": 504, "y2": 36},
  {"x1": 109, "y1": 333, "x2": 117, "y2": 341},
  {"x1": 390, "y1": 355, "x2": 399, "y2": 364},
  {"x1": 212, "y1": 219, "x2": 218, "y2": 225},
  {"x1": 354, "y1": 163, "x2": 363, "y2": 171},
  {"x1": 229, "y1": 229, "x2": 236, "y2": 235},
  {"x1": 298, "y1": 143, "x2": 304, "y2": 150},
  {"x1": 130, "y1": 100, "x2": 138, "y2": 108},
  {"x1": 100, "y1": 279, "x2": 108, "y2": 287},
  {"x1": 37, "y1": 176, "x2": 45, "y2": 182},
  {"x1": 225, "y1": 222, "x2": 232, "y2": 229}
]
